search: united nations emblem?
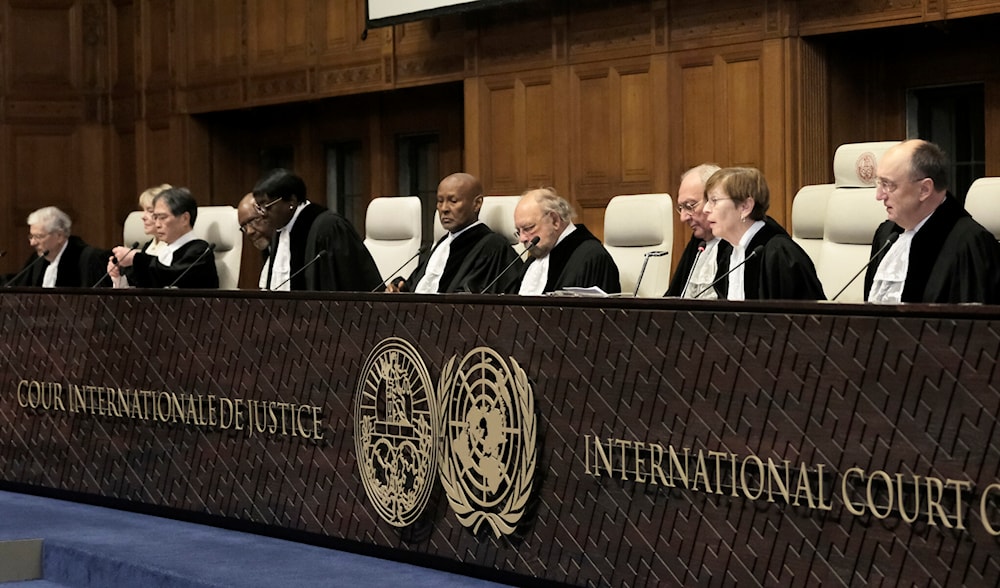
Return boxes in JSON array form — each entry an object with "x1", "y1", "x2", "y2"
[
  {"x1": 354, "y1": 338, "x2": 437, "y2": 527},
  {"x1": 438, "y1": 347, "x2": 536, "y2": 537}
]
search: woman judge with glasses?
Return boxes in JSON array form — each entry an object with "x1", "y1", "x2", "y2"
[
  {"x1": 250, "y1": 168, "x2": 381, "y2": 292},
  {"x1": 701, "y1": 167, "x2": 825, "y2": 301}
]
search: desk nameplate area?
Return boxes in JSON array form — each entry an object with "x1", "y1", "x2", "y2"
[{"x1": 0, "y1": 290, "x2": 998, "y2": 586}]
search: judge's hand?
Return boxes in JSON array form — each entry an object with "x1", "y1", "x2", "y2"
[
  {"x1": 384, "y1": 277, "x2": 407, "y2": 293},
  {"x1": 111, "y1": 246, "x2": 137, "y2": 268},
  {"x1": 106, "y1": 257, "x2": 121, "y2": 279}
]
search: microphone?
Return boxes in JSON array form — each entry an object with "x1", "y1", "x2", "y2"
[
  {"x1": 481, "y1": 236, "x2": 540, "y2": 294},
  {"x1": 693, "y1": 244, "x2": 764, "y2": 299},
  {"x1": 371, "y1": 245, "x2": 428, "y2": 292},
  {"x1": 273, "y1": 250, "x2": 327, "y2": 291},
  {"x1": 831, "y1": 232, "x2": 900, "y2": 301},
  {"x1": 92, "y1": 241, "x2": 140, "y2": 287},
  {"x1": 679, "y1": 241, "x2": 707, "y2": 298},
  {"x1": 166, "y1": 242, "x2": 216, "y2": 288},
  {"x1": 4, "y1": 250, "x2": 50, "y2": 288},
  {"x1": 632, "y1": 250, "x2": 669, "y2": 297}
]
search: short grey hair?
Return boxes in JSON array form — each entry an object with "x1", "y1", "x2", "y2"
[
  {"x1": 27, "y1": 206, "x2": 71, "y2": 236},
  {"x1": 521, "y1": 187, "x2": 576, "y2": 224},
  {"x1": 681, "y1": 163, "x2": 722, "y2": 187}
]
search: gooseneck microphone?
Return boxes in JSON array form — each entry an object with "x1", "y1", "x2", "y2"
[
  {"x1": 371, "y1": 245, "x2": 428, "y2": 292},
  {"x1": 4, "y1": 250, "x2": 50, "y2": 288},
  {"x1": 693, "y1": 244, "x2": 764, "y2": 299},
  {"x1": 166, "y1": 243, "x2": 216, "y2": 288},
  {"x1": 633, "y1": 250, "x2": 669, "y2": 297},
  {"x1": 273, "y1": 250, "x2": 327, "y2": 291},
  {"x1": 831, "y1": 232, "x2": 900, "y2": 301},
  {"x1": 480, "y1": 236, "x2": 540, "y2": 294},
  {"x1": 680, "y1": 241, "x2": 707, "y2": 298},
  {"x1": 92, "y1": 241, "x2": 140, "y2": 287}
]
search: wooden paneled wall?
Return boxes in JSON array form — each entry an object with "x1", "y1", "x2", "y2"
[{"x1": 4, "y1": 0, "x2": 1000, "y2": 276}]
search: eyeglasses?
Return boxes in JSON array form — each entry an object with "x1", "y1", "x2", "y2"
[
  {"x1": 706, "y1": 196, "x2": 731, "y2": 206},
  {"x1": 28, "y1": 232, "x2": 50, "y2": 242},
  {"x1": 875, "y1": 177, "x2": 927, "y2": 194},
  {"x1": 239, "y1": 217, "x2": 265, "y2": 233},
  {"x1": 514, "y1": 213, "x2": 550, "y2": 239},
  {"x1": 676, "y1": 201, "x2": 703, "y2": 215},
  {"x1": 151, "y1": 213, "x2": 174, "y2": 222},
  {"x1": 253, "y1": 197, "x2": 283, "y2": 216}
]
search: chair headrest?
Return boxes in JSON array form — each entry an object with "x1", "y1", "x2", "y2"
[
  {"x1": 825, "y1": 187, "x2": 887, "y2": 244},
  {"x1": 791, "y1": 184, "x2": 832, "y2": 239},
  {"x1": 366, "y1": 197, "x2": 421, "y2": 241},
  {"x1": 833, "y1": 141, "x2": 901, "y2": 188},
  {"x1": 604, "y1": 194, "x2": 670, "y2": 247},
  {"x1": 966, "y1": 177, "x2": 1000, "y2": 238},
  {"x1": 193, "y1": 206, "x2": 238, "y2": 252}
]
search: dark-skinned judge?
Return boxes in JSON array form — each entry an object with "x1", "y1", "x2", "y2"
[
  {"x1": 702, "y1": 167, "x2": 824, "y2": 300},
  {"x1": 387, "y1": 172, "x2": 518, "y2": 294},
  {"x1": 251, "y1": 169, "x2": 381, "y2": 292},
  {"x1": 513, "y1": 187, "x2": 620, "y2": 295},
  {"x1": 110, "y1": 187, "x2": 219, "y2": 289},
  {"x1": 864, "y1": 139, "x2": 1000, "y2": 304}
]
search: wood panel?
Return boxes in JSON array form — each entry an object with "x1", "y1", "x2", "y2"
[
  {"x1": 6, "y1": 2, "x2": 79, "y2": 96},
  {"x1": 247, "y1": 0, "x2": 308, "y2": 70}
]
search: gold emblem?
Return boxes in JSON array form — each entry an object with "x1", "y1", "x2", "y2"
[
  {"x1": 354, "y1": 338, "x2": 437, "y2": 527},
  {"x1": 438, "y1": 347, "x2": 536, "y2": 537}
]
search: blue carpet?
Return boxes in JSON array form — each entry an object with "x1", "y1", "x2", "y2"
[{"x1": 0, "y1": 491, "x2": 511, "y2": 588}]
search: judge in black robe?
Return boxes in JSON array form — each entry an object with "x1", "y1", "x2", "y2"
[
  {"x1": 389, "y1": 172, "x2": 519, "y2": 295},
  {"x1": 253, "y1": 169, "x2": 381, "y2": 292},
  {"x1": 111, "y1": 187, "x2": 219, "y2": 289},
  {"x1": 8, "y1": 235, "x2": 110, "y2": 288},
  {"x1": 863, "y1": 139, "x2": 1000, "y2": 304},
  {"x1": 863, "y1": 194, "x2": 1000, "y2": 304},
  {"x1": 512, "y1": 187, "x2": 620, "y2": 295},
  {"x1": 664, "y1": 236, "x2": 731, "y2": 297},
  {"x1": 404, "y1": 223, "x2": 518, "y2": 294},
  {"x1": 702, "y1": 167, "x2": 825, "y2": 301},
  {"x1": 713, "y1": 217, "x2": 825, "y2": 300}
]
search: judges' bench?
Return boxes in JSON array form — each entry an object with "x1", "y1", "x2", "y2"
[{"x1": 0, "y1": 289, "x2": 998, "y2": 586}]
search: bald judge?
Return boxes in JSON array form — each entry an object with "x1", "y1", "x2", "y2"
[{"x1": 388, "y1": 173, "x2": 518, "y2": 294}]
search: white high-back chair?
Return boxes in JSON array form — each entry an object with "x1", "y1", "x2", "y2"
[
  {"x1": 364, "y1": 196, "x2": 422, "y2": 283},
  {"x1": 123, "y1": 206, "x2": 242, "y2": 289},
  {"x1": 790, "y1": 184, "x2": 833, "y2": 270},
  {"x1": 603, "y1": 194, "x2": 673, "y2": 297},
  {"x1": 817, "y1": 141, "x2": 900, "y2": 302},
  {"x1": 965, "y1": 177, "x2": 1000, "y2": 241}
]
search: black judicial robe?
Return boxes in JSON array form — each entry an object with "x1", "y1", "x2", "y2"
[
  {"x1": 404, "y1": 223, "x2": 519, "y2": 294},
  {"x1": 299, "y1": 207, "x2": 382, "y2": 293},
  {"x1": 128, "y1": 239, "x2": 219, "y2": 289},
  {"x1": 9, "y1": 236, "x2": 110, "y2": 288},
  {"x1": 863, "y1": 194, "x2": 1000, "y2": 304},
  {"x1": 716, "y1": 217, "x2": 825, "y2": 301},
  {"x1": 664, "y1": 236, "x2": 732, "y2": 297},
  {"x1": 516, "y1": 224, "x2": 621, "y2": 294}
]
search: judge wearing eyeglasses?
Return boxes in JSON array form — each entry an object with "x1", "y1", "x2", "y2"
[
  {"x1": 864, "y1": 139, "x2": 1000, "y2": 304},
  {"x1": 664, "y1": 163, "x2": 731, "y2": 299},
  {"x1": 702, "y1": 167, "x2": 824, "y2": 301},
  {"x1": 250, "y1": 168, "x2": 380, "y2": 292},
  {"x1": 109, "y1": 187, "x2": 219, "y2": 289}
]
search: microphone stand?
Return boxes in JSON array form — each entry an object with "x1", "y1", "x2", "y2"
[
  {"x1": 480, "y1": 236, "x2": 541, "y2": 294},
  {"x1": 679, "y1": 241, "x2": 707, "y2": 298},
  {"x1": 4, "y1": 250, "x2": 50, "y2": 288},
  {"x1": 166, "y1": 243, "x2": 216, "y2": 288},
  {"x1": 273, "y1": 250, "x2": 327, "y2": 291},
  {"x1": 371, "y1": 245, "x2": 428, "y2": 292},
  {"x1": 693, "y1": 245, "x2": 763, "y2": 299},
  {"x1": 92, "y1": 241, "x2": 140, "y2": 287},
  {"x1": 632, "y1": 250, "x2": 668, "y2": 297},
  {"x1": 831, "y1": 232, "x2": 900, "y2": 301}
]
